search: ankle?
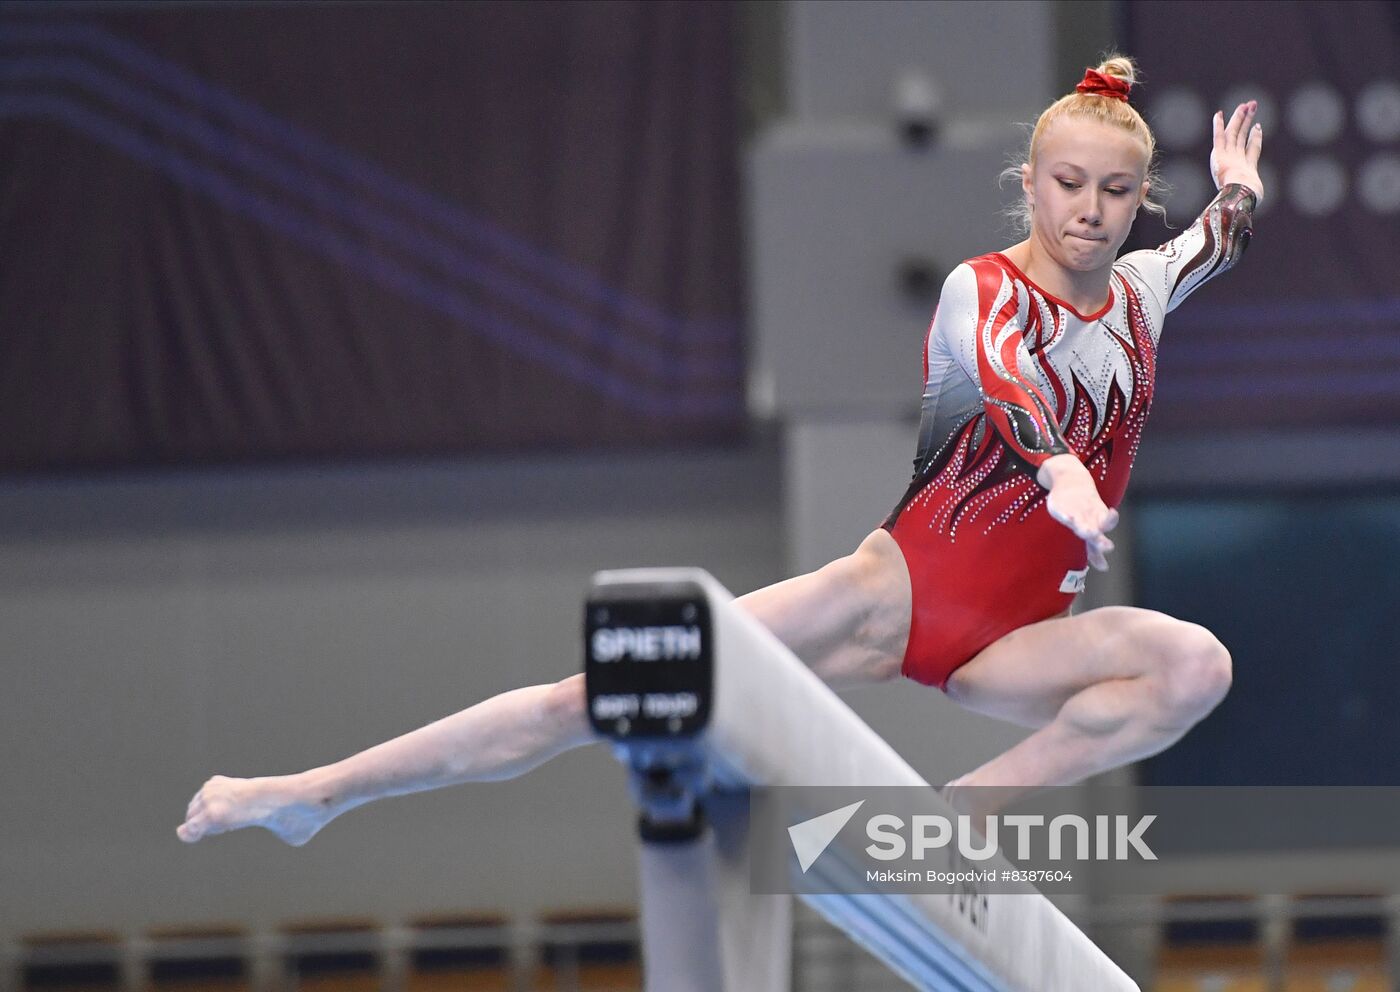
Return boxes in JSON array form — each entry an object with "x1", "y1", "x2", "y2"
[{"x1": 287, "y1": 768, "x2": 342, "y2": 813}]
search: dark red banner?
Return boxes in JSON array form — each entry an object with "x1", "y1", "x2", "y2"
[{"x1": 0, "y1": 2, "x2": 746, "y2": 472}]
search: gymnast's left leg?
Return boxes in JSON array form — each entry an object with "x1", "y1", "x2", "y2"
[
  {"x1": 177, "y1": 529, "x2": 911, "y2": 845},
  {"x1": 940, "y1": 605, "x2": 1232, "y2": 812}
]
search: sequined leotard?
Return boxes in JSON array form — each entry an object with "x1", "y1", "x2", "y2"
[{"x1": 883, "y1": 185, "x2": 1255, "y2": 688}]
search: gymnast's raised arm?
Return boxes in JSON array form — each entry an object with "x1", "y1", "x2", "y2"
[{"x1": 1117, "y1": 101, "x2": 1262, "y2": 317}]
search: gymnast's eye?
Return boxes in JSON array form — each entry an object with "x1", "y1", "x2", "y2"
[
  {"x1": 1057, "y1": 179, "x2": 1080, "y2": 190},
  {"x1": 1104, "y1": 187, "x2": 1129, "y2": 196}
]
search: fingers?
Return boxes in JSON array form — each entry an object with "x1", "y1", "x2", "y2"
[
  {"x1": 1069, "y1": 521, "x2": 1115, "y2": 572},
  {"x1": 1050, "y1": 499, "x2": 1115, "y2": 541},
  {"x1": 1046, "y1": 483, "x2": 1118, "y2": 571},
  {"x1": 1067, "y1": 510, "x2": 1115, "y2": 571},
  {"x1": 1086, "y1": 533, "x2": 1115, "y2": 572},
  {"x1": 1215, "y1": 101, "x2": 1257, "y2": 150},
  {"x1": 1213, "y1": 102, "x2": 1264, "y2": 194},
  {"x1": 1226, "y1": 101, "x2": 1254, "y2": 144},
  {"x1": 1067, "y1": 508, "x2": 1116, "y2": 542}
]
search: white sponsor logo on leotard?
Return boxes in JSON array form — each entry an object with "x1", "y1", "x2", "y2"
[{"x1": 1059, "y1": 568, "x2": 1088, "y2": 594}]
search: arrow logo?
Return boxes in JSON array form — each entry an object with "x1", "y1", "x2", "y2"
[{"x1": 787, "y1": 800, "x2": 865, "y2": 873}]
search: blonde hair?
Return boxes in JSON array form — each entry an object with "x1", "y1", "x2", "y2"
[{"x1": 1002, "y1": 54, "x2": 1169, "y2": 234}]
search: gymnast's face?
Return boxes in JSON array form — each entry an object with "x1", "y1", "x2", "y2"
[{"x1": 1021, "y1": 117, "x2": 1150, "y2": 276}]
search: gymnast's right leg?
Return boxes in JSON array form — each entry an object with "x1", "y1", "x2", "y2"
[{"x1": 177, "y1": 529, "x2": 910, "y2": 846}]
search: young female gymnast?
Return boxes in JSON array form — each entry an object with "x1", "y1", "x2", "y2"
[{"x1": 178, "y1": 56, "x2": 1264, "y2": 845}]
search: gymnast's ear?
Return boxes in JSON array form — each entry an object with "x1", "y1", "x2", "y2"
[{"x1": 1021, "y1": 162, "x2": 1035, "y2": 210}]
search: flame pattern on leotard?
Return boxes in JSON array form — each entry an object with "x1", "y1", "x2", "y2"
[
  {"x1": 882, "y1": 184, "x2": 1255, "y2": 688},
  {"x1": 884, "y1": 184, "x2": 1255, "y2": 543}
]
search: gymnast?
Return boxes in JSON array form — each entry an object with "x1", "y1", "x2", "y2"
[{"x1": 178, "y1": 56, "x2": 1264, "y2": 845}]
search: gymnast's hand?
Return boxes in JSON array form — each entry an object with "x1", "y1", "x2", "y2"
[
  {"x1": 177, "y1": 773, "x2": 331, "y2": 846},
  {"x1": 1037, "y1": 453, "x2": 1118, "y2": 572},
  {"x1": 1210, "y1": 100, "x2": 1265, "y2": 203}
]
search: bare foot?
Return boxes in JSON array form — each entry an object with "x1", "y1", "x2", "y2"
[{"x1": 177, "y1": 774, "x2": 335, "y2": 846}]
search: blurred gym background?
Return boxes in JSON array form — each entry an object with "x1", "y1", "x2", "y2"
[{"x1": 2, "y1": 1, "x2": 1399, "y2": 989}]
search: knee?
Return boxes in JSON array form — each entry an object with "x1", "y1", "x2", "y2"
[{"x1": 1147, "y1": 622, "x2": 1232, "y2": 726}]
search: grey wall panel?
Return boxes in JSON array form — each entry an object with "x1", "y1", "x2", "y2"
[
  {"x1": 748, "y1": 121, "x2": 1027, "y2": 417},
  {"x1": 788, "y1": 0, "x2": 1053, "y2": 123},
  {"x1": 784, "y1": 418, "x2": 915, "y2": 575}
]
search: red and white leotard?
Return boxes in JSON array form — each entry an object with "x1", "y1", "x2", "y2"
[{"x1": 883, "y1": 185, "x2": 1255, "y2": 689}]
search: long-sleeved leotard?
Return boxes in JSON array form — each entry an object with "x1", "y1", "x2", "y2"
[{"x1": 883, "y1": 184, "x2": 1256, "y2": 689}]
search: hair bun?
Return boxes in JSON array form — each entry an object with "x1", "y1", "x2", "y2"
[{"x1": 1094, "y1": 55, "x2": 1139, "y2": 85}]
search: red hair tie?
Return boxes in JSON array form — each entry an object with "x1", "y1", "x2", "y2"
[{"x1": 1075, "y1": 68, "x2": 1131, "y2": 102}]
